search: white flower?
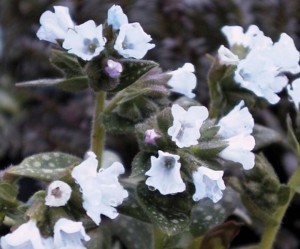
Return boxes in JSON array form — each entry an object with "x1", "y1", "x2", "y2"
[
  {"x1": 217, "y1": 100, "x2": 254, "y2": 138},
  {"x1": 219, "y1": 134, "x2": 255, "y2": 170},
  {"x1": 217, "y1": 102, "x2": 255, "y2": 170},
  {"x1": 0, "y1": 220, "x2": 50, "y2": 249},
  {"x1": 145, "y1": 150, "x2": 185, "y2": 195},
  {"x1": 114, "y1": 22, "x2": 155, "y2": 59},
  {"x1": 217, "y1": 45, "x2": 239, "y2": 66},
  {"x1": 168, "y1": 104, "x2": 209, "y2": 148},
  {"x1": 144, "y1": 129, "x2": 160, "y2": 145},
  {"x1": 71, "y1": 152, "x2": 128, "y2": 225},
  {"x1": 37, "y1": 6, "x2": 74, "y2": 43},
  {"x1": 167, "y1": 63, "x2": 197, "y2": 98},
  {"x1": 62, "y1": 20, "x2": 106, "y2": 61},
  {"x1": 192, "y1": 166, "x2": 225, "y2": 203},
  {"x1": 107, "y1": 5, "x2": 128, "y2": 30},
  {"x1": 53, "y1": 218, "x2": 90, "y2": 248},
  {"x1": 287, "y1": 79, "x2": 300, "y2": 109},
  {"x1": 234, "y1": 49, "x2": 288, "y2": 104},
  {"x1": 105, "y1": 59, "x2": 123, "y2": 78},
  {"x1": 45, "y1": 180, "x2": 72, "y2": 207},
  {"x1": 221, "y1": 25, "x2": 272, "y2": 49}
]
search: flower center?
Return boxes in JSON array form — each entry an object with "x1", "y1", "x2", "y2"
[
  {"x1": 83, "y1": 38, "x2": 99, "y2": 54},
  {"x1": 164, "y1": 156, "x2": 176, "y2": 169},
  {"x1": 51, "y1": 187, "x2": 62, "y2": 198}
]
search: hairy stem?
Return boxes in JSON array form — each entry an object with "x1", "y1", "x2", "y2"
[
  {"x1": 91, "y1": 91, "x2": 106, "y2": 165},
  {"x1": 153, "y1": 226, "x2": 167, "y2": 249},
  {"x1": 259, "y1": 164, "x2": 300, "y2": 249}
]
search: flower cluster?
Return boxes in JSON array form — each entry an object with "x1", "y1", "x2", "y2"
[
  {"x1": 1, "y1": 218, "x2": 90, "y2": 249},
  {"x1": 219, "y1": 25, "x2": 300, "y2": 106},
  {"x1": 37, "y1": 5, "x2": 155, "y2": 61}
]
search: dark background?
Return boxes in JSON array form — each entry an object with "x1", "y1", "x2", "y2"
[{"x1": 1, "y1": 0, "x2": 300, "y2": 248}]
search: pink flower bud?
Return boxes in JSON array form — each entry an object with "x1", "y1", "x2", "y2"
[
  {"x1": 105, "y1": 59, "x2": 123, "y2": 78},
  {"x1": 145, "y1": 129, "x2": 160, "y2": 145}
]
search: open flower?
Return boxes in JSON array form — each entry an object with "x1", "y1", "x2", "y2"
[
  {"x1": 217, "y1": 101, "x2": 255, "y2": 170},
  {"x1": 167, "y1": 63, "x2": 197, "y2": 98},
  {"x1": 63, "y1": 20, "x2": 106, "y2": 61},
  {"x1": 53, "y1": 218, "x2": 90, "y2": 248},
  {"x1": 192, "y1": 166, "x2": 225, "y2": 203},
  {"x1": 0, "y1": 220, "x2": 50, "y2": 249},
  {"x1": 107, "y1": 5, "x2": 128, "y2": 30},
  {"x1": 218, "y1": 45, "x2": 239, "y2": 66},
  {"x1": 45, "y1": 180, "x2": 72, "y2": 207},
  {"x1": 37, "y1": 6, "x2": 74, "y2": 43},
  {"x1": 72, "y1": 152, "x2": 128, "y2": 225},
  {"x1": 287, "y1": 79, "x2": 300, "y2": 109},
  {"x1": 168, "y1": 104, "x2": 209, "y2": 148},
  {"x1": 145, "y1": 151, "x2": 185, "y2": 195},
  {"x1": 114, "y1": 22, "x2": 155, "y2": 59}
]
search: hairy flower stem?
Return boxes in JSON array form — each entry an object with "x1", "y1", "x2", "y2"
[
  {"x1": 153, "y1": 226, "x2": 167, "y2": 249},
  {"x1": 104, "y1": 90, "x2": 124, "y2": 113},
  {"x1": 91, "y1": 91, "x2": 106, "y2": 166},
  {"x1": 259, "y1": 164, "x2": 300, "y2": 249}
]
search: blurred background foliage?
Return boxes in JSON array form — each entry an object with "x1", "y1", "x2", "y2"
[{"x1": 1, "y1": 0, "x2": 300, "y2": 247}]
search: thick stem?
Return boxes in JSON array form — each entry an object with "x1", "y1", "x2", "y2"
[
  {"x1": 259, "y1": 165, "x2": 300, "y2": 249},
  {"x1": 91, "y1": 91, "x2": 106, "y2": 165}
]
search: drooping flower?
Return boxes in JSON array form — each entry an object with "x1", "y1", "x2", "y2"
[
  {"x1": 144, "y1": 129, "x2": 161, "y2": 145},
  {"x1": 62, "y1": 20, "x2": 106, "y2": 61},
  {"x1": 71, "y1": 151, "x2": 128, "y2": 225},
  {"x1": 192, "y1": 166, "x2": 225, "y2": 203},
  {"x1": 37, "y1": 6, "x2": 74, "y2": 44},
  {"x1": 145, "y1": 150, "x2": 185, "y2": 195},
  {"x1": 53, "y1": 218, "x2": 90, "y2": 248},
  {"x1": 167, "y1": 63, "x2": 197, "y2": 98},
  {"x1": 287, "y1": 79, "x2": 300, "y2": 109},
  {"x1": 114, "y1": 22, "x2": 155, "y2": 59},
  {"x1": 168, "y1": 104, "x2": 209, "y2": 148},
  {"x1": 45, "y1": 180, "x2": 72, "y2": 207},
  {"x1": 105, "y1": 59, "x2": 123, "y2": 78},
  {"x1": 0, "y1": 220, "x2": 51, "y2": 249},
  {"x1": 217, "y1": 45, "x2": 239, "y2": 66},
  {"x1": 217, "y1": 101, "x2": 255, "y2": 170},
  {"x1": 107, "y1": 5, "x2": 128, "y2": 30}
]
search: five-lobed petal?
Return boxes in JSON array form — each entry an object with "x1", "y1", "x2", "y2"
[
  {"x1": 63, "y1": 20, "x2": 106, "y2": 61},
  {"x1": 287, "y1": 79, "x2": 300, "y2": 109},
  {"x1": 71, "y1": 151, "x2": 128, "y2": 225},
  {"x1": 192, "y1": 166, "x2": 225, "y2": 203},
  {"x1": 168, "y1": 104, "x2": 209, "y2": 148},
  {"x1": 167, "y1": 63, "x2": 197, "y2": 98},
  {"x1": 37, "y1": 6, "x2": 74, "y2": 44},
  {"x1": 145, "y1": 150, "x2": 185, "y2": 195},
  {"x1": 114, "y1": 22, "x2": 155, "y2": 59},
  {"x1": 107, "y1": 5, "x2": 128, "y2": 30},
  {"x1": 45, "y1": 180, "x2": 72, "y2": 207}
]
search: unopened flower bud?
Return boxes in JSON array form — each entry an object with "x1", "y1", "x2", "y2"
[
  {"x1": 45, "y1": 180, "x2": 72, "y2": 207},
  {"x1": 105, "y1": 59, "x2": 123, "y2": 78},
  {"x1": 144, "y1": 129, "x2": 160, "y2": 145}
]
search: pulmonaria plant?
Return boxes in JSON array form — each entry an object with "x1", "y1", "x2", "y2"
[{"x1": 2, "y1": 4, "x2": 300, "y2": 249}]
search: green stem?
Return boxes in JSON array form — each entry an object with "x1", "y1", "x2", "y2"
[
  {"x1": 104, "y1": 91, "x2": 124, "y2": 113},
  {"x1": 259, "y1": 165, "x2": 300, "y2": 249},
  {"x1": 91, "y1": 91, "x2": 106, "y2": 165},
  {"x1": 187, "y1": 236, "x2": 204, "y2": 249},
  {"x1": 153, "y1": 226, "x2": 167, "y2": 249}
]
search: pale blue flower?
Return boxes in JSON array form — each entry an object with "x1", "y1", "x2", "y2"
[
  {"x1": 218, "y1": 45, "x2": 239, "y2": 66},
  {"x1": 167, "y1": 63, "x2": 197, "y2": 98},
  {"x1": 37, "y1": 6, "x2": 74, "y2": 44},
  {"x1": 71, "y1": 152, "x2": 128, "y2": 225},
  {"x1": 168, "y1": 104, "x2": 209, "y2": 148},
  {"x1": 217, "y1": 101, "x2": 255, "y2": 170},
  {"x1": 114, "y1": 22, "x2": 155, "y2": 59},
  {"x1": 53, "y1": 218, "x2": 90, "y2": 248},
  {"x1": 107, "y1": 5, "x2": 128, "y2": 30},
  {"x1": 287, "y1": 79, "x2": 300, "y2": 109},
  {"x1": 45, "y1": 180, "x2": 72, "y2": 207},
  {"x1": 0, "y1": 220, "x2": 51, "y2": 249},
  {"x1": 63, "y1": 20, "x2": 106, "y2": 61},
  {"x1": 145, "y1": 150, "x2": 185, "y2": 195},
  {"x1": 192, "y1": 166, "x2": 225, "y2": 203}
]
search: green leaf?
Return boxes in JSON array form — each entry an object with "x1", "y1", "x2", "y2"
[
  {"x1": 130, "y1": 152, "x2": 152, "y2": 178},
  {"x1": 112, "y1": 215, "x2": 152, "y2": 249},
  {"x1": 136, "y1": 183, "x2": 191, "y2": 236},
  {"x1": 0, "y1": 182, "x2": 19, "y2": 207},
  {"x1": 86, "y1": 226, "x2": 112, "y2": 249},
  {"x1": 16, "y1": 76, "x2": 89, "y2": 92},
  {"x1": 100, "y1": 112, "x2": 134, "y2": 134},
  {"x1": 5, "y1": 152, "x2": 81, "y2": 182},
  {"x1": 50, "y1": 49, "x2": 84, "y2": 78},
  {"x1": 112, "y1": 59, "x2": 158, "y2": 92},
  {"x1": 253, "y1": 124, "x2": 283, "y2": 150}
]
